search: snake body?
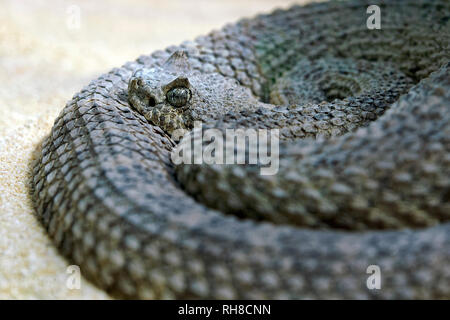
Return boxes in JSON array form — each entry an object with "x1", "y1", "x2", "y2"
[{"x1": 33, "y1": 0, "x2": 450, "y2": 299}]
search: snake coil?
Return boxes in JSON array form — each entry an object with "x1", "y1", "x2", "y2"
[{"x1": 33, "y1": 0, "x2": 449, "y2": 299}]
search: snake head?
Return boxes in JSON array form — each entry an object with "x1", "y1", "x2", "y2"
[
  {"x1": 128, "y1": 50, "x2": 263, "y2": 138},
  {"x1": 128, "y1": 51, "x2": 197, "y2": 136}
]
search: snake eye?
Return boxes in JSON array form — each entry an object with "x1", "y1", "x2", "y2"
[{"x1": 166, "y1": 87, "x2": 191, "y2": 108}]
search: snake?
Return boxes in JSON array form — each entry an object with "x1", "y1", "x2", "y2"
[{"x1": 32, "y1": 0, "x2": 450, "y2": 299}]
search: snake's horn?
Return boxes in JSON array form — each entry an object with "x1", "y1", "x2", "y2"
[{"x1": 163, "y1": 50, "x2": 191, "y2": 74}]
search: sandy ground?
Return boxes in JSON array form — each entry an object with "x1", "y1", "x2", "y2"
[{"x1": 0, "y1": 0, "x2": 312, "y2": 299}]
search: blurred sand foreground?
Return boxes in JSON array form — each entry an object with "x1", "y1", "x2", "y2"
[{"x1": 0, "y1": 0, "x2": 315, "y2": 299}]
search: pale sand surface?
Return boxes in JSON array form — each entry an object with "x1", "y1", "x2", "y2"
[{"x1": 0, "y1": 0, "x2": 310, "y2": 299}]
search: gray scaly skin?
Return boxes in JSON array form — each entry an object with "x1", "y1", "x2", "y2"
[{"x1": 32, "y1": 0, "x2": 450, "y2": 299}]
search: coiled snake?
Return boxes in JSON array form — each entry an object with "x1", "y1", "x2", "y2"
[{"x1": 32, "y1": 0, "x2": 450, "y2": 299}]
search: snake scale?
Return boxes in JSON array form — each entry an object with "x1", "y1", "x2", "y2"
[{"x1": 32, "y1": 0, "x2": 450, "y2": 299}]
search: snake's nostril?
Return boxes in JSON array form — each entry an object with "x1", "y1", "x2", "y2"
[{"x1": 148, "y1": 97, "x2": 156, "y2": 107}]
